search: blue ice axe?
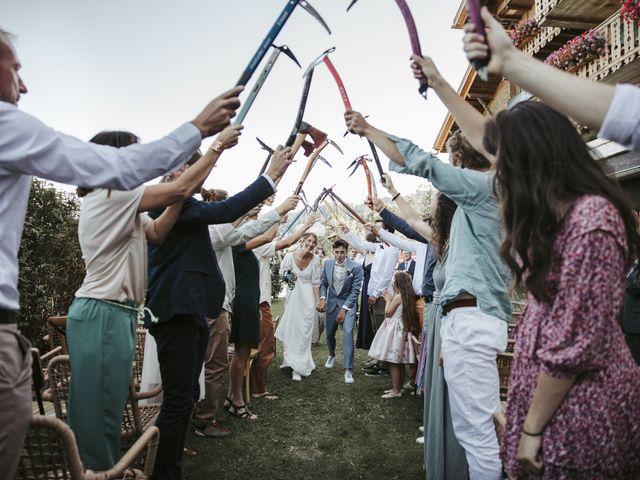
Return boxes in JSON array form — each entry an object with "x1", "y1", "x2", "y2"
[{"x1": 236, "y1": 0, "x2": 330, "y2": 88}]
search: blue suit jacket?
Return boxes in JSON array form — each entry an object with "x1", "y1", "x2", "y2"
[
  {"x1": 146, "y1": 176, "x2": 273, "y2": 324},
  {"x1": 320, "y1": 259, "x2": 364, "y2": 314}
]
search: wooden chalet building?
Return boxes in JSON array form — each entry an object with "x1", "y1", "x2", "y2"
[{"x1": 434, "y1": 0, "x2": 640, "y2": 206}]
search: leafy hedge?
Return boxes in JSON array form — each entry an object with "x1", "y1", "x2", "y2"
[{"x1": 17, "y1": 179, "x2": 85, "y2": 347}]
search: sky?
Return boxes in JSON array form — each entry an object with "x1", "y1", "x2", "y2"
[{"x1": 3, "y1": 0, "x2": 469, "y2": 205}]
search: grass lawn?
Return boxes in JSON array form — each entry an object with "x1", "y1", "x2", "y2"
[{"x1": 182, "y1": 298, "x2": 425, "y2": 480}]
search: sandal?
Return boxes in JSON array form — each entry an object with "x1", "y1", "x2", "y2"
[
  {"x1": 223, "y1": 396, "x2": 233, "y2": 411},
  {"x1": 228, "y1": 402, "x2": 258, "y2": 421},
  {"x1": 251, "y1": 391, "x2": 279, "y2": 400}
]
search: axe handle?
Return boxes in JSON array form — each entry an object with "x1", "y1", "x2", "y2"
[
  {"x1": 294, "y1": 140, "x2": 328, "y2": 196},
  {"x1": 290, "y1": 133, "x2": 308, "y2": 160},
  {"x1": 368, "y1": 140, "x2": 386, "y2": 183},
  {"x1": 236, "y1": 0, "x2": 300, "y2": 87},
  {"x1": 258, "y1": 151, "x2": 273, "y2": 177},
  {"x1": 286, "y1": 69, "x2": 314, "y2": 147},
  {"x1": 235, "y1": 48, "x2": 281, "y2": 126},
  {"x1": 280, "y1": 207, "x2": 307, "y2": 236},
  {"x1": 323, "y1": 56, "x2": 352, "y2": 110},
  {"x1": 395, "y1": 0, "x2": 429, "y2": 98},
  {"x1": 329, "y1": 191, "x2": 366, "y2": 225},
  {"x1": 465, "y1": 0, "x2": 490, "y2": 81},
  {"x1": 361, "y1": 160, "x2": 374, "y2": 199}
]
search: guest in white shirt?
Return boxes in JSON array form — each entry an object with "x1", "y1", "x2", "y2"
[{"x1": 0, "y1": 27, "x2": 242, "y2": 476}]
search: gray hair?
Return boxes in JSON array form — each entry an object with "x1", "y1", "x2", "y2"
[{"x1": 0, "y1": 28, "x2": 16, "y2": 46}]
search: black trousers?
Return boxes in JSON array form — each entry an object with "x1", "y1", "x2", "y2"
[{"x1": 150, "y1": 314, "x2": 209, "y2": 480}]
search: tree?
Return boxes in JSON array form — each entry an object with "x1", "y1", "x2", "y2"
[{"x1": 17, "y1": 179, "x2": 85, "y2": 347}]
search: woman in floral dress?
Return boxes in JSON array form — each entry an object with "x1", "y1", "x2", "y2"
[{"x1": 485, "y1": 101, "x2": 640, "y2": 478}]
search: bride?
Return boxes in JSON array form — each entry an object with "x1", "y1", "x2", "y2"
[{"x1": 275, "y1": 232, "x2": 321, "y2": 381}]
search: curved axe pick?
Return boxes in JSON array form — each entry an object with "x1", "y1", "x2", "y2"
[
  {"x1": 299, "y1": 190, "x2": 310, "y2": 204},
  {"x1": 303, "y1": 47, "x2": 336, "y2": 79},
  {"x1": 327, "y1": 139, "x2": 343, "y2": 155},
  {"x1": 256, "y1": 137, "x2": 274, "y2": 154},
  {"x1": 346, "y1": 0, "x2": 359, "y2": 12},
  {"x1": 300, "y1": 1, "x2": 332, "y2": 35},
  {"x1": 273, "y1": 44, "x2": 302, "y2": 69},
  {"x1": 317, "y1": 156, "x2": 332, "y2": 168}
]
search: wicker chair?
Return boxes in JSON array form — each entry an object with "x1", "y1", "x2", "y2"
[
  {"x1": 17, "y1": 415, "x2": 159, "y2": 480},
  {"x1": 47, "y1": 316, "x2": 69, "y2": 355},
  {"x1": 48, "y1": 355, "x2": 159, "y2": 445},
  {"x1": 496, "y1": 352, "x2": 514, "y2": 402},
  {"x1": 48, "y1": 355, "x2": 71, "y2": 421}
]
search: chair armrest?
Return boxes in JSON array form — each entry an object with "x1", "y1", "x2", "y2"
[
  {"x1": 41, "y1": 346, "x2": 62, "y2": 364},
  {"x1": 91, "y1": 426, "x2": 160, "y2": 479},
  {"x1": 132, "y1": 384, "x2": 163, "y2": 401}
]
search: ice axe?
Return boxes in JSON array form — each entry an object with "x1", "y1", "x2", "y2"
[
  {"x1": 293, "y1": 137, "x2": 341, "y2": 196},
  {"x1": 347, "y1": 0, "x2": 428, "y2": 98},
  {"x1": 348, "y1": 155, "x2": 377, "y2": 198},
  {"x1": 234, "y1": 45, "x2": 301, "y2": 126},
  {"x1": 236, "y1": 0, "x2": 330, "y2": 88},
  {"x1": 320, "y1": 51, "x2": 386, "y2": 182},
  {"x1": 325, "y1": 189, "x2": 366, "y2": 225}
]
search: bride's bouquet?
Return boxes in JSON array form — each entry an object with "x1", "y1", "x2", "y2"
[{"x1": 282, "y1": 269, "x2": 298, "y2": 290}]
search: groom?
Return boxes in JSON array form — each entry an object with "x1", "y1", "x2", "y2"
[{"x1": 317, "y1": 239, "x2": 364, "y2": 384}]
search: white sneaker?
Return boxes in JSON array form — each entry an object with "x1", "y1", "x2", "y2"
[
  {"x1": 416, "y1": 436, "x2": 424, "y2": 445},
  {"x1": 325, "y1": 356, "x2": 335, "y2": 369},
  {"x1": 381, "y1": 391, "x2": 402, "y2": 399},
  {"x1": 418, "y1": 426, "x2": 424, "y2": 433},
  {"x1": 344, "y1": 371, "x2": 354, "y2": 384},
  {"x1": 292, "y1": 371, "x2": 302, "y2": 381}
]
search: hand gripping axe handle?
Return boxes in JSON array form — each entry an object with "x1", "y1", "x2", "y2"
[
  {"x1": 326, "y1": 189, "x2": 366, "y2": 225},
  {"x1": 465, "y1": 0, "x2": 490, "y2": 81}
]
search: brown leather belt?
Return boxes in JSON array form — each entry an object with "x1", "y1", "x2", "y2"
[{"x1": 442, "y1": 298, "x2": 477, "y2": 316}]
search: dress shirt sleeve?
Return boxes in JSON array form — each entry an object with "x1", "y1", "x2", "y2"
[
  {"x1": 311, "y1": 256, "x2": 322, "y2": 287},
  {"x1": 344, "y1": 230, "x2": 378, "y2": 253},
  {"x1": 0, "y1": 103, "x2": 200, "y2": 189},
  {"x1": 599, "y1": 84, "x2": 640, "y2": 152},
  {"x1": 378, "y1": 229, "x2": 418, "y2": 253},
  {"x1": 320, "y1": 262, "x2": 329, "y2": 299},
  {"x1": 388, "y1": 135, "x2": 493, "y2": 208},
  {"x1": 233, "y1": 209, "x2": 281, "y2": 246},
  {"x1": 369, "y1": 247, "x2": 400, "y2": 298}
]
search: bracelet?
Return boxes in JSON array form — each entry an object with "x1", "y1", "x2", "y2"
[
  {"x1": 392, "y1": 192, "x2": 400, "y2": 201},
  {"x1": 522, "y1": 429, "x2": 543, "y2": 437},
  {"x1": 209, "y1": 141, "x2": 224, "y2": 154}
]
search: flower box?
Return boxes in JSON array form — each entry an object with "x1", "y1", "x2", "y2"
[
  {"x1": 544, "y1": 29, "x2": 607, "y2": 71},
  {"x1": 510, "y1": 18, "x2": 541, "y2": 48},
  {"x1": 621, "y1": 0, "x2": 640, "y2": 24}
]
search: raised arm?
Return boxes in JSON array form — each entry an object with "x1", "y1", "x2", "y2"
[
  {"x1": 410, "y1": 56, "x2": 493, "y2": 161},
  {"x1": 342, "y1": 224, "x2": 379, "y2": 253},
  {"x1": 463, "y1": 7, "x2": 614, "y2": 132},
  {"x1": 344, "y1": 110, "x2": 406, "y2": 166},
  {"x1": 276, "y1": 213, "x2": 317, "y2": 251},
  {"x1": 139, "y1": 124, "x2": 243, "y2": 213},
  {"x1": 0, "y1": 87, "x2": 243, "y2": 189},
  {"x1": 367, "y1": 223, "x2": 418, "y2": 254}
]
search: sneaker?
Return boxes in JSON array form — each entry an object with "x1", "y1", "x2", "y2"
[
  {"x1": 325, "y1": 356, "x2": 335, "y2": 369},
  {"x1": 403, "y1": 381, "x2": 416, "y2": 391},
  {"x1": 292, "y1": 371, "x2": 302, "y2": 381},
  {"x1": 344, "y1": 371, "x2": 354, "y2": 384},
  {"x1": 362, "y1": 358, "x2": 377, "y2": 369},
  {"x1": 194, "y1": 420, "x2": 231, "y2": 438},
  {"x1": 378, "y1": 368, "x2": 390, "y2": 376},
  {"x1": 364, "y1": 365, "x2": 381, "y2": 376},
  {"x1": 416, "y1": 436, "x2": 424, "y2": 445},
  {"x1": 381, "y1": 391, "x2": 402, "y2": 399},
  {"x1": 384, "y1": 388, "x2": 403, "y2": 394},
  {"x1": 418, "y1": 426, "x2": 424, "y2": 433}
]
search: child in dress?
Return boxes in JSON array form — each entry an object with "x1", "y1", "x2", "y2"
[{"x1": 368, "y1": 272, "x2": 419, "y2": 398}]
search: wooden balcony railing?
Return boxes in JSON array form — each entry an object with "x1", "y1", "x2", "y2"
[
  {"x1": 522, "y1": 25, "x2": 562, "y2": 56},
  {"x1": 576, "y1": 12, "x2": 640, "y2": 83},
  {"x1": 536, "y1": 0, "x2": 620, "y2": 29}
]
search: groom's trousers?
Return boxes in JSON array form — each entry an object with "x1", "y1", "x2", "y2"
[{"x1": 326, "y1": 307, "x2": 357, "y2": 369}]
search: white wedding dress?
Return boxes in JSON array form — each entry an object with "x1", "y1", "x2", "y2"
[{"x1": 275, "y1": 252, "x2": 321, "y2": 377}]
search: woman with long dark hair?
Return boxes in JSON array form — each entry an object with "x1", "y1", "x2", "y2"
[{"x1": 483, "y1": 101, "x2": 640, "y2": 478}]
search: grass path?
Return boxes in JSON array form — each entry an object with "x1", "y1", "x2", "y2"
[{"x1": 182, "y1": 299, "x2": 425, "y2": 480}]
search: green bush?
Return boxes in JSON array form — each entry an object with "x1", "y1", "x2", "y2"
[{"x1": 17, "y1": 179, "x2": 85, "y2": 348}]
